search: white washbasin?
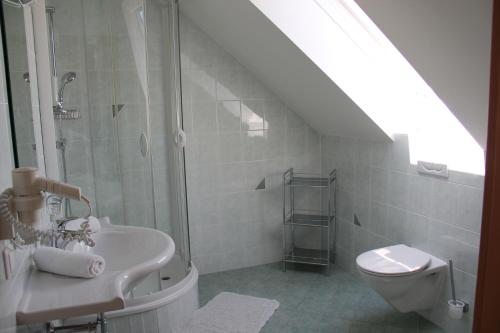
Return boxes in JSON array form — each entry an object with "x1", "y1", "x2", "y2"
[
  {"x1": 74, "y1": 218, "x2": 175, "y2": 293},
  {"x1": 16, "y1": 218, "x2": 175, "y2": 324}
]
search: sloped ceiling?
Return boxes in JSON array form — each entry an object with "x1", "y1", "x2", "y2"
[
  {"x1": 179, "y1": 0, "x2": 391, "y2": 142},
  {"x1": 356, "y1": 0, "x2": 492, "y2": 148},
  {"x1": 180, "y1": 0, "x2": 492, "y2": 147}
]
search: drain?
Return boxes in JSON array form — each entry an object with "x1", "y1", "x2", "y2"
[{"x1": 161, "y1": 276, "x2": 171, "y2": 281}]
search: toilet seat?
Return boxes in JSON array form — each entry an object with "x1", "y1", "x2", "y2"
[{"x1": 356, "y1": 244, "x2": 431, "y2": 277}]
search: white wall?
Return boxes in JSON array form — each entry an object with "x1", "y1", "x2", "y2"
[{"x1": 355, "y1": 0, "x2": 492, "y2": 149}]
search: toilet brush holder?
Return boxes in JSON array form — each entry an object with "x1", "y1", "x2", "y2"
[{"x1": 448, "y1": 299, "x2": 466, "y2": 319}]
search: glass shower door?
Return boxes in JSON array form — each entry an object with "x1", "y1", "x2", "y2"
[
  {"x1": 144, "y1": 0, "x2": 191, "y2": 272},
  {"x1": 14, "y1": 0, "x2": 191, "y2": 296}
]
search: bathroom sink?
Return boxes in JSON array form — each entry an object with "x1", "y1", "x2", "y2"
[
  {"x1": 16, "y1": 218, "x2": 175, "y2": 324},
  {"x1": 73, "y1": 218, "x2": 176, "y2": 294}
]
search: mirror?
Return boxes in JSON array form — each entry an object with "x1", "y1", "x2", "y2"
[{"x1": 2, "y1": 1, "x2": 38, "y2": 168}]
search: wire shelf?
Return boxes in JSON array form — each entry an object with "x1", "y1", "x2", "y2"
[
  {"x1": 282, "y1": 168, "x2": 337, "y2": 272},
  {"x1": 284, "y1": 248, "x2": 329, "y2": 266},
  {"x1": 288, "y1": 176, "x2": 329, "y2": 188},
  {"x1": 285, "y1": 212, "x2": 331, "y2": 228}
]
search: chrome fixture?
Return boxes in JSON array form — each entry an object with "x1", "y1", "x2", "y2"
[
  {"x1": 448, "y1": 259, "x2": 469, "y2": 313},
  {"x1": 45, "y1": 313, "x2": 107, "y2": 333},
  {"x1": 44, "y1": 6, "x2": 79, "y2": 218},
  {"x1": 46, "y1": 194, "x2": 94, "y2": 248},
  {"x1": 46, "y1": 6, "x2": 57, "y2": 80},
  {"x1": 46, "y1": 7, "x2": 80, "y2": 119},
  {"x1": 22, "y1": 72, "x2": 29, "y2": 83},
  {"x1": 58, "y1": 71, "x2": 76, "y2": 106},
  {"x1": 53, "y1": 72, "x2": 80, "y2": 119}
]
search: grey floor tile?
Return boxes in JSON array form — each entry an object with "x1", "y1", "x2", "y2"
[{"x1": 198, "y1": 262, "x2": 445, "y2": 333}]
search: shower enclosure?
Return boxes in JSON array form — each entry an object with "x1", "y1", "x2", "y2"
[{"x1": 2, "y1": 0, "x2": 191, "y2": 298}]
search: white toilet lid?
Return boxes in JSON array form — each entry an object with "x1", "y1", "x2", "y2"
[{"x1": 356, "y1": 244, "x2": 431, "y2": 276}]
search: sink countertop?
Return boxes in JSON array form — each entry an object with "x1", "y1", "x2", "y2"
[
  {"x1": 16, "y1": 269, "x2": 125, "y2": 324},
  {"x1": 15, "y1": 220, "x2": 175, "y2": 325}
]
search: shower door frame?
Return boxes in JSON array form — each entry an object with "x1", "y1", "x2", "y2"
[
  {"x1": 162, "y1": 0, "x2": 192, "y2": 270},
  {"x1": 2, "y1": 0, "x2": 59, "y2": 179},
  {"x1": 24, "y1": 0, "x2": 58, "y2": 179}
]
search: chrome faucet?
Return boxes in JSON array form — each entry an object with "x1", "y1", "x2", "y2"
[{"x1": 45, "y1": 195, "x2": 95, "y2": 248}]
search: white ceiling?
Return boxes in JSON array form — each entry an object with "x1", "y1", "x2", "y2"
[
  {"x1": 356, "y1": 0, "x2": 492, "y2": 148},
  {"x1": 179, "y1": 0, "x2": 492, "y2": 147}
]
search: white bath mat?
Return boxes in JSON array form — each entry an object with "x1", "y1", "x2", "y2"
[{"x1": 178, "y1": 292, "x2": 279, "y2": 333}]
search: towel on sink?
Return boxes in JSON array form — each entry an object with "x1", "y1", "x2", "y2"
[{"x1": 33, "y1": 247, "x2": 105, "y2": 278}]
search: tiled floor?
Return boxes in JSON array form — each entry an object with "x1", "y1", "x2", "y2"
[{"x1": 198, "y1": 263, "x2": 444, "y2": 333}]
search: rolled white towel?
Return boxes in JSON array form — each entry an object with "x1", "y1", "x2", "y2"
[
  {"x1": 63, "y1": 216, "x2": 101, "y2": 233},
  {"x1": 33, "y1": 247, "x2": 105, "y2": 278}
]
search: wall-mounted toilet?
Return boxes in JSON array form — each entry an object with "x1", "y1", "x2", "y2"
[{"x1": 356, "y1": 244, "x2": 447, "y2": 313}]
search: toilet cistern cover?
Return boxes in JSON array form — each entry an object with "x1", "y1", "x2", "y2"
[{"x1": 356, "y1": 244, "x2": 431, "y2": 276}]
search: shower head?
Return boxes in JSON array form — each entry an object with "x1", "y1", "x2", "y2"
[
  {"x1": 58, "y1": 72, "x2": 77, "y2": 105},
  {"x1": 22, "y1": 72, "x2": 30, "y2": 84},
  {"x1": 61, "y1": 72, "x2": 76, "y2": 85}
]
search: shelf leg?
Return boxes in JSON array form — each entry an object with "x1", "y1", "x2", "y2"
[{"x1": 324, "y1": 263, "x2": 330, "y2": 276}]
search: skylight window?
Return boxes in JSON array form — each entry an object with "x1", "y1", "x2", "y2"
[{"x1": 250, "y1": 0, "x2": 485, "y2": 175}]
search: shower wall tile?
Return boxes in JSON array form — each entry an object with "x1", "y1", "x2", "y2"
[
  {"x1": 54, "y1": 35, "x2": 84, "y2": 71},
  {"x1": 86, "y1": 71, "x2": 114, "y2": 105},
  {"x1": 114, "y1": 70, "x2": 146, "y2": 105},
  {"x1": 217, "y1": 101, "x2": 241, "y2": 131},
  {"x1": 180, "y1": 15, "x2": 321, "y2": 274},
  {"x1": 321, "y1": 134, "x2": 484, "y2": 332},
  {"x1": 48, "y1": 0, "x2": 85, "y2": 36},
  {"x1": 82, "y1": 0, "x2": 111, "y2": 37},
  {"x1": 45, "y1": 0, "x2": 160, "y2": 228}
]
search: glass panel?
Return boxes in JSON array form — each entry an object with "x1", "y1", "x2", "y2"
[
  {"x1": 42, "y1": 0, "x2": 159, "y2": 294},
  {"x1": 145, "y1": 0, "x2": 191, "y2": 273},
  {"x1": 4, "y1": 0, "x2": 190, "y2": 297},
  {"x1": 2, "y1": 2, "x2": 38, "y2": 167},
  {"x1": 42, "y1": 0, "x2": 188, "y2": 295}
]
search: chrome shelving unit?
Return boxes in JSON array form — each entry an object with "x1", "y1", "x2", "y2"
[{"x1": 282, "y1": 168, "x2": 336, "y2": 272}]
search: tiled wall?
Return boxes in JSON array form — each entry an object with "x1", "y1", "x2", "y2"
[
  {"x1": 321, "y1": 134, "x2": 484, "y2": 332},
  {"x1": 179, "y1": 15, "x2": 322, "y2": 274}
]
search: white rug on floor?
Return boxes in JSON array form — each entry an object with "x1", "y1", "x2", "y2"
[{"x1": 178, "y1": 292, "x2": 280, "y2": 333}]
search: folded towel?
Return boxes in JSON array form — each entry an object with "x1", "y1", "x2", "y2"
[
  {"x1": 63, "y1": 216, "x2": 101, "y2": 233},
  {"x1": 33, "y1": 247, "x2": 105, "y2": 278}
]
